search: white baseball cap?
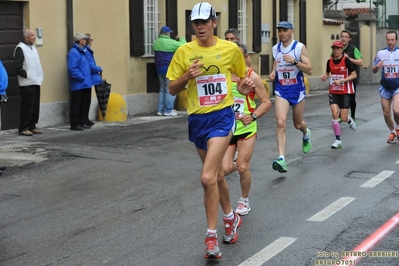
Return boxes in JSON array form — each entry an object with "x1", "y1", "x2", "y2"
[{"x1": 190, "y1": 2, "x2": 216, "y2": 21}]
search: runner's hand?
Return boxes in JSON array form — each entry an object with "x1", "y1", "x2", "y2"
[
  {"x1": 184, "y1": 59, "x2": 203, "y2": 81},
  {"x1": 241, "y1": 114, "x2": 252, "y2": 126},
  {"x1": 376, "y1": 60, "x2": 384, "y2": 68},
  {"x1": 237, "y1": 77, "x2": 255, "y2": 95},
  {"x1": 283, "y1": 54, "x2": 294, "y2": 64},
  {"x1": 269, "y1": 71, "x2": 276, "y2": 81}
]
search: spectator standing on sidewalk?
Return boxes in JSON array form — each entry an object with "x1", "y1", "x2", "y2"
[
  {"x1": 321, "y1": 40, "x2": 357, "y2": 149},
  {"x1": 67, "y1": 33, "x2": 92, "y2": 131},
  {"x1": 372, "y1": 31, "x2": 399, "y2": 143},
  {"x1": 0, "y1": 60, "x2": 7, "y2": 102},
  {"x1": 85, "y1": 33, "x2": 102, "y2": 127},
  {"x1": 167, "y1": 2, "x2": 254, "y2": 259},
  {"x1": 269, "y1": 21, "x2": 312, "y2": 173},
  {"x1": 340, "y1": 30, "x2": 363, "y2": 122},
  {"x1": 0, "y1": 60, "x2": 8, "y2": 176},
  {"x1": 153, "y1": 26, "x2": 186, "y2": 116},
  {"x1": 14, "y1": 29, "x2": 44, "y2": 136}
]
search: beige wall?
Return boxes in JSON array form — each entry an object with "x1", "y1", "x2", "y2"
[
  {"x1": 73, "y1": 0, "x2": 130, "y2": 95},
  {"x1": 306, "y1": 1, "x2": 326, "y2": 77},
  {"x1": 360, "y1": 23, "x2": 375, "y2": 68},
  {"x1": 16, "y1": 0, "x2": 69, "y2": 103},
  {"x1": 19, "y1": 0, "x2": 366, "y2": 101}
]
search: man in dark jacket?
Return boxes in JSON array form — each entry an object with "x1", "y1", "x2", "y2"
[
  {"x1": 340, "y1": 30, "x2": 363, "y2": 122},
  {"x1": 67, "y1": 33, "x2": 92, "y2": 131}
]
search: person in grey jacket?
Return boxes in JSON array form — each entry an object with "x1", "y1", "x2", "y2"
[
  {"x1": 85, "y1": 33, "x2": 102, "y2": 127},
  {"x1": 14, "y1": 29, "x2": 44, "y2": 136}
]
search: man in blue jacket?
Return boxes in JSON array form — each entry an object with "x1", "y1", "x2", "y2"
[
  {"x1": 0, "y1": 60, "x2": 8, "y2": 175},
  {"x1": 67, "y1": 33, "x2": 92, "y2": 131},
  {"x1": 0, "y1": 60, "x2": 7, "y2": 102},
  {"x1": 153, "y1": 26, "x2": 186, "y2": 116}
]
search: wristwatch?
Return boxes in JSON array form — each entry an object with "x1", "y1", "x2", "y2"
[
  {"x1": 293, "y1": 59, "x2": 299, "y2": 65},
  {"x1": 251, "y1": 113, "x2": 257, "y2": 121},
  {"x1": 340, "y1": 79, "x2": 345, "y2": 83}
]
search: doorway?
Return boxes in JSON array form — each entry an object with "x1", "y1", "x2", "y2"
[{"x1": 0, "y1": 1, "x2": 23, "y2": 130}]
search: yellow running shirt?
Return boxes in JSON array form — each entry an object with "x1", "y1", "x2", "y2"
[{"x1": 167, "y1": 37, "x2": 247, "y2": 115}]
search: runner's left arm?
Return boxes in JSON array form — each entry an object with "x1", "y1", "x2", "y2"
[
  {"x1": 251, "y1": 71, "x2": 271, "y2": 117},
  {"x1": 298, "y1": 45, "x2": 312, "y2": 75}
]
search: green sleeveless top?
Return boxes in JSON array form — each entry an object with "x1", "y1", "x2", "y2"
[{"x1": 232, "y1": 68, "x2": 257, "y2": 135}]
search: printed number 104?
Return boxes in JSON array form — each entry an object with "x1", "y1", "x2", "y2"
[{"x1": 203, "y1": 83, "x2": 222, "y2": 95}]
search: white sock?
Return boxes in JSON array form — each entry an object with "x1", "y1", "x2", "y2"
[
  {"x1": 224, "y1": 211, "x2": 234, "y2": 220},
  {"x1": 303, "y1": 131, "x2": 309, "y2": 139},
  {"x1": 278, "y1": 155, "x2": 285, "y2": 160},
  {"x1": 207, "y1": 229, "x2": 217, "y2": 236}
]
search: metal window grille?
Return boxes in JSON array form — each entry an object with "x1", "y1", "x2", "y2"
[
  {"x1": 238, "y1": 0, "x2": 248, "y2": 45},
  {"x1": 144, "y1": 0, "x2": 159, "y2": 56},
  {"x1": 287, "y1": 0, "x2": 295, "y2": 26}
]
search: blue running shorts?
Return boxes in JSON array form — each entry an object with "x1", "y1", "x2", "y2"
[
  {"x1": 379, "y1": 86, "x2": 399, "y2": 100},
  {"x1": 188, "y1": 107, "x2": 235, "y2": 150},
  {"x1": 274, "y1": 87, "x2": 306, "y2": 106}
]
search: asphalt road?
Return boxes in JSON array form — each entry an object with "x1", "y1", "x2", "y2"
[{"x1": 0, "y1": 84, "x2": 398, "y2": 266}]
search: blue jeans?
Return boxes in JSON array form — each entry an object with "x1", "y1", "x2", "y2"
[{"x1": 157, "y1": 74, "x2": 176, "y2": 114}]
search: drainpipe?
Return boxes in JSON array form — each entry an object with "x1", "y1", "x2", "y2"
[
  {"x1": 272, "y1": 0, "x2": 277, "y2": 45},
  {"x1": 271, "y1": 0, "x2": 277, "y2": 95},
  {"x1": 66, "y1": 0, "x2": 73, "y2": 52}
]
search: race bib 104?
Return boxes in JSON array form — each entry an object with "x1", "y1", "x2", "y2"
[{"x1": 196, "y1": 74, "x2": 228, "y2": 106}]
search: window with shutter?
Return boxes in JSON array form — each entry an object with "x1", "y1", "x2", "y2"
[
  {"x1": 252, "y1": 0, "x2": 261, "y2": 53},
  {"x1": 143, "y1": 0, "x2": 159, "y2": 56},
  {"x1": 238, "y1": 0, "x2": 248, "y2": 46},
  {"x1": 129, "y1": 0, "x2": 144, "y2": 56},
  {"x1": 129, "y1": 0, "x2": 160, "y2": 57}
]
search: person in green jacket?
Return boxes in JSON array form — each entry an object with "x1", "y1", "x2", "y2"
[{"x1": 153, "y1": 26, "x2": 186, "y2": 116}]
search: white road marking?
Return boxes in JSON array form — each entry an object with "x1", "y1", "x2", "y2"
[
  {"x1": 238, "y1": 237, "x2": 296, "y2": 266},
  {"x1": 360, "y1": 170, "x2": 394, "y2": 188},
  {"x1": 396, "y1": 160, "x2": 399, "y2": 164},
  {"x1": 307, "y1": 197, "x2": 355, "y2": 222}
]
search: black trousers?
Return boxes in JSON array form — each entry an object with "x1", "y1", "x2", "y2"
[
  {"x1": 70, "y1": 88, "x2": 91, "y2": 127},
  {"x1": 350, "y1": 83, "x2": 357, "y2": 119},
  {"x1": 19, "y1": 85, "x2": 40, "y2": 132}
]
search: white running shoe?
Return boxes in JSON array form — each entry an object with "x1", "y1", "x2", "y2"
[
  {"x1": 331, "y1": 139, "x2": 342, "y2": 149},
  {"x1": 235, "y1": 199, "x2": 251, "y2": 216},
  {"x1": 164, "y1": 111, "x2": 178, "y2": 116},
  {"x1": 349, "y1": 118, "x2": 357, "y2": 130},
  {"x1": 157, "y1": 112, "x2": 163, "y2": 116}
]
